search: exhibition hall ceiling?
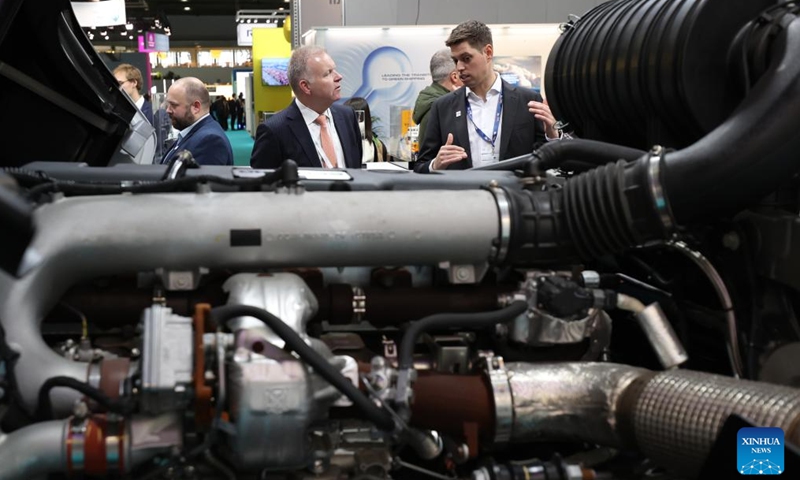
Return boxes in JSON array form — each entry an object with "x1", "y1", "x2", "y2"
[{"x1": 126, "y1": 0, "x2": 291, "y2": 17}]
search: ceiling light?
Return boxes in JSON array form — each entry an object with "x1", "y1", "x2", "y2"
[
  {"x1": 125, "y1": 23, "x2": 133, "y2": 30},
  {"x1": 104, "y1": 35, "x2": 109, "y2": 40},
  {"x1": 279, "y1": 7, "x2": 284, "y2": 10},
  {"x1": 184, "y1": 6, "x2": 191, "y2": 10}
]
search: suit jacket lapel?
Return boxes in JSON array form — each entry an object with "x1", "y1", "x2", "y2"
[
  {"x1": 287, "y1": 101, "x2": 322, "y2": 168},
  {"x1": 498, "y1": 81, "x2": 518, "y2": 159},
  {"x1": 162, "y1": 116, "x2": 205, "y2": 164},
  {"x1": 452, "y1": 93, "x2": 472, "y2": 166},
  {"x1": 331, "y1": 106, "x2": 358, "y2": 168}
]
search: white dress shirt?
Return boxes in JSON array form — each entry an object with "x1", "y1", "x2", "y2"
[
  {"x1": 296, "y1": 99, "x2": 345, "y2": 168},
  {"x1": 466, "y1": 73, "x2": 504, "y2": 168}
]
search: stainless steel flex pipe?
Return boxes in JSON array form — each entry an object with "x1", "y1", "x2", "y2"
[{"x1": 506, "y1": 363, "x2": 800, "y2": 478}]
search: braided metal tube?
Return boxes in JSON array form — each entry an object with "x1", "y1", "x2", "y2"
[{"x1": 632, "y1": 369, "x2": 800, "y2": 477}]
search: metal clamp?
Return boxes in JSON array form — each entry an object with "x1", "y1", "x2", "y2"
[
  {"x1": 646, "y1": 145, "x2": 676, "y2": 233},
  {"x1": 488, "y1": 186, "x2": 512, "y2": 264},
  {"x1": 481, "y1": 353, "x2": 513, "y2": 444},
  {"x1": 352, "y1": 286, "x2": 366, "y2": 322},
  {"x1": 67, "y1": 417, "x2": 89, "y2": 471}
]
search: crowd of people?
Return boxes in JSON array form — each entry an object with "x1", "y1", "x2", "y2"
[{"x1": 117, "y1": 19, "x2": 564, "y2": 170}]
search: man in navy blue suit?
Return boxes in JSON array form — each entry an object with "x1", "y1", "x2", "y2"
[
  {"x1": 249, "y1": 46, "x2": 362, "y2": 169},
  {"x1": 162, "y1": 77, "x2": 234, "y2": 166}
]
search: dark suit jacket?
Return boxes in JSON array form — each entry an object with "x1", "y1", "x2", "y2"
[
  {"x1": 140, "y1": 99, "x2": 154, "y2": 126},
  {"x1": 161, "y1": 114, "x2": 234, "y2": 166},
  {"x1": 250, "y1": 101, "x2": 363, "y2": 169},
  {"x1": 414, "y1": 80, "x2": 547, "y2": 173}
]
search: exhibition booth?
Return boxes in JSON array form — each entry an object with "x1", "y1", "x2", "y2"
[{"x1": 250, "y1": 23, "x2": 562, "y2": 160}]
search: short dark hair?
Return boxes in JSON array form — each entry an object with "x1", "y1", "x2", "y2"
[{"x1": 445, "y1": 20, "x2": 493, "y2": 50}]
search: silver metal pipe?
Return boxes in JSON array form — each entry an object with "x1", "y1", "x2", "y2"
[
  {"x1": 0, "y1": 190, "x2": 501, "y2": 415},
  {"x1": 507, "y1": 362, "x2": 649, "y2": 446},
  {"x1": 0, "y1": 420, "x2": 68, "y2": 480},
  {"x1": 506, "y1": 362, "x2": 800, "y2": 478}
]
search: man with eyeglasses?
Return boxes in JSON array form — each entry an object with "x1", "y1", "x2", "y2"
[{"x1": 113, "y1": 63, "x2": 154, "y2": 125}]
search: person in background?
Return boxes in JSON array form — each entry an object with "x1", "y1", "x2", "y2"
[
  {"x1": 113, "y1": 63, "x2": 153, "y2": 125},
  {"x1": 228, "y1": 95, "x2": 239, "y2": 130},
  {"x1": 414, "y1": 20, "x2": 561, "y2": 173},
  {"x1": 413, "y1": 48, "x2": 463, "y2": 143},
  {"x1": 343, "y1": 96, "x2": 387, "y2": 163},
  {"x1": 210, "y1": 95, "x2": 229, "y2": 131},
  {"x1": 237, "y1": 92, "x2": 246, "y2": 130},
  {"x1": 162, "y1": 77, "x2": 233, "y2": 166},
  {"x1": 250, "y1": 45, "x2": 362, "y2": 169}
]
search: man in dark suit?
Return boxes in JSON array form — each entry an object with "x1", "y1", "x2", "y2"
[
  {"x1": 250, "y1": 45, "x2": 362, "y2": 169},
  {"x1": 162, "y1": 77, "x2": 234, "y2": 166},
  {"x1": 414, "y1": 20, "x2": 561, "y2": 173}
]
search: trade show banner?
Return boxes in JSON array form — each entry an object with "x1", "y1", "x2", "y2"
[{"x1": 309, "y1": 24, "x2": 561, "y2": 158}]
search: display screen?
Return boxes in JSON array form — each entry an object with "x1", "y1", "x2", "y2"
[{"x1": 261, "y1": 58, "x2": 289, "y2": 86}]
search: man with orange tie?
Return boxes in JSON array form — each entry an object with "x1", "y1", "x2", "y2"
[{"x1": 249, "y1": 45, "x2": 363, "y2": 169}]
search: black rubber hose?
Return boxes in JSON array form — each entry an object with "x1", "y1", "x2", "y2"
[
  {"x1": 209, "y1": 304, "x2": 395, "y2": 431},
  {"x1": 36, "y1": 376, "x2": 135, "y2": 420},
  {"x1": 661, "y1": 13, "x2": 800, "y2": 223},
  {"x1": 532, "y1": 139, "x2": 647, "y2": 171},
  {"x1": 397, "y1": 301, "x2": 529, "y2": 370},
  {"x1": 469, "y1": 140, "x2": 646, "y2": 172}
]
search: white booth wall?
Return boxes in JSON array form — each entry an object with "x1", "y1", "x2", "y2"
[{"x1": 342, "y1": 0, "x2": 604, "y2": 26}]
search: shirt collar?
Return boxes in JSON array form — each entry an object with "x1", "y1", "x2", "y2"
[
  {"x1": 465, "y1": 72, "x2": 503, "y2": 101},
  {"x1": 296, "y1": 99, "x2": 331, "y2": 126},
  {"x1": 178, "y1": 113, "x2": 210, "y2": 138}
]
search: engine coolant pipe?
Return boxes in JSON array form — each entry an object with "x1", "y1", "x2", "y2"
[
  {"x1": 410, "y1": 363, "x2": 800, "y2": 479},
  {"x1": 0, "y1": 413, "x2": 182, "y2": 480}
]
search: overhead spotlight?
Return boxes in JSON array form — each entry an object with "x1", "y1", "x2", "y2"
[
  {"x1": 184, "y1": 6, "x2": 190, "y2": 11},
  {"x1": 100, "y1": 30, "x2": 107, "y2": 36},
  {"x1": 125, "y1": 23, "x2": 133, "y2": 30},
  {"x1": 87, "y1": 32, "x2": 94, "y2": 40},
  {"x1": 129, "y1": 35, "x2": 133, "y2": 39},
  {"x1": 104, "y1": 35, "x2": 109, "y2": 40}
]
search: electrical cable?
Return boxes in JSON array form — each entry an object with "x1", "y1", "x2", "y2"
[
  {"x1": 397, "y1": 301, "x2": 528, "y2": 370},
  {"x1": 35, "y1": 376, "x2": 135, "y2": 420}
]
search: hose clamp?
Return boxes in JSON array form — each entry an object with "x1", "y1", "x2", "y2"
[
  {"x1": 488, "y1": 186, "x2": 512, "y2": 264},
  {"x1": 352, "y1": 286, "x2": 366, "y2": 322},
  {"x1": 646, "y1": 145, "x2": 676, "y2": 233},
  {"x1": 480, "y1": 353, "x2": 513, "y2": 444},
  {"x1": 67, "y1": 417, "x2": 88, "y2": 472}
]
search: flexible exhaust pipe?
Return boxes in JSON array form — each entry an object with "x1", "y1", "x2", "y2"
[
  {"x1": 410, "y1": 363, "x2": 800, "y2": 478},
  {"x1": 505, "y1": 363, "x2": 800, "y2": 478}
]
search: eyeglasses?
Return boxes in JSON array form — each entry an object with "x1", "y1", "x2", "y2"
[{"x1": 117, "y1": 79, "x2": 130, "y2": 86}]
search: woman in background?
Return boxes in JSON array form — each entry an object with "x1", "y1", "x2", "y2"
[{"x1": 343, "y1": 96, "x2": 387, "y2": 163}]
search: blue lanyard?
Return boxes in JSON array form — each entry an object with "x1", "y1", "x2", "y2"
[{"x1": 466, "y1": 91, "x2": 503, "y2": 150}]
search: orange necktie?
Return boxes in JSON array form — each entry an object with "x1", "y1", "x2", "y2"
[{"x1": 314, "y1": 114, "x2": 338, "y2": 168}]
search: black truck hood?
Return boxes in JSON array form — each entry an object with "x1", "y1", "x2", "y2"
[{"x1": 0, "y1": 0, "x2": 152, "y2": 167}]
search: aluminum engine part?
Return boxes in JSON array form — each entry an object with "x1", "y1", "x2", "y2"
[
  {"x1": 223, "y1": 348, "x2": 314, "y2": 471},
  {"x1": 0, "y1": 189, "x2": 501, "y2": 415},
  {"x1": 510, "y1": 308, "x2": 609, "y2": 346},
  {"x1": 223, "y1": 272, "x2": 318, "y2": 348},
  {"x1": 140, "y1": 305, "x2": 194, "y2": 414}
]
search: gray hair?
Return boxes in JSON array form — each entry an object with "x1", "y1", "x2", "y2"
[
  {"x1": 288, "y1": 45, "x2": 327, "y2": 93},
  {"x1": 430, "y1": 48, "x2": 455, "y2": 83}
]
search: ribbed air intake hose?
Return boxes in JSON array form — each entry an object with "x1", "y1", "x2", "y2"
[{"x1": 504, "y1": 3, "x2": 800, "y2": 264}]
